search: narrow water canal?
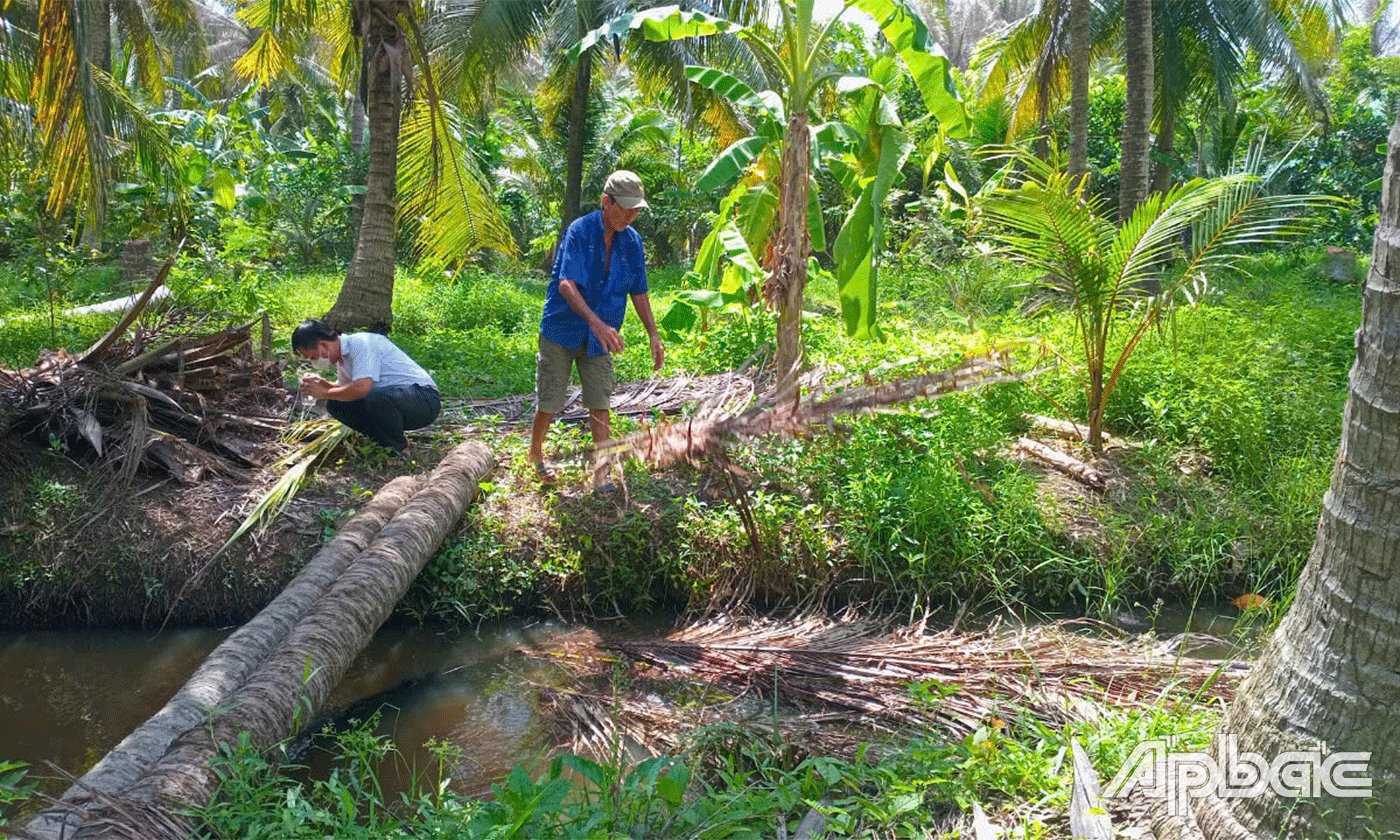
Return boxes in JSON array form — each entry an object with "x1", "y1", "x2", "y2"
[{"x1": 0, "y1": 618, "x2": 583, "y2": 805}]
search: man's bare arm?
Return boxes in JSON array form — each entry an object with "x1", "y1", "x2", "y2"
[{"x1": 631, "y1": 292, "x2": 665, "y2": 371}]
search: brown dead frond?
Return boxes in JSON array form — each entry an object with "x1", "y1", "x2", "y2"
[
  {"x1": 595, "y1": 349, "x2": 1045, "y2": 471},
  {"x1": 526, "y1": 616, "x2": 1244, "y2": 762}
]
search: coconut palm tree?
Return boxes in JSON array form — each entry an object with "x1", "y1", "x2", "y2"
[
  {"x1": 1067, "y1": 0, "x2": 1088, "y2": 181},
  {"x1": 1186, "y1": 106, "x2": 1400, "y2": 840},
  {"x1": 972, "y1": 0, "x2": 1338, "y2": 200},
  {"x1": 980, "y1": 142, "x2": 1336, "y2": 451},
  {"x1": 579, "y1": 0, "x2": 967, "y2": 382},
  {"x1": 1117, "y1": 0, "x2": 1150, "y2": 218},
  {"x1": 0, "y1": 0, "x2": 202, "y2": 249},
  {"x1": 232, "y1": 0, "x2": 511, "y2": 333}
]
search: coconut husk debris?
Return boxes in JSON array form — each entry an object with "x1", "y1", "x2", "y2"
[
  {"x1": 527, "y1": 616, "x2": 1245, "y2": 762},
  {"x1": 0, "y1": 256, "x2": 290, "y2": 485}
]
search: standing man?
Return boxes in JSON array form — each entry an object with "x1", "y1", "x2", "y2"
[
  {"x1": 529, "y1": 170, "x2": 664, "y2": 492},
  {"x1": 292, "y1": 318, "x2": 440, "y2": 459}
]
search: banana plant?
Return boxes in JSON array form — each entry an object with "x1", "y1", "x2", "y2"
[{"x1": 573, "y1": 0, "x2": 967, "y2": 382}]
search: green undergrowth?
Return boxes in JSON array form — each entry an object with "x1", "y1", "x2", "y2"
[
  {"x1": 177, "y1": 691, "x2": 1221, "y2": 839},
  {"x1": 0, "y1": 249, "x2": 1361, "y2": 624}
]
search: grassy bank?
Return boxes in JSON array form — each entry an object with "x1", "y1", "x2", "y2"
[
  {"x1": 181, "y1": 690, "x2": 1220, "y2": 839},
  {"x1": 0, "y1": 248, "x2": 1359, "y2": 625}
]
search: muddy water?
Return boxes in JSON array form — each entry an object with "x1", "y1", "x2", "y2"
[
  {"x1": 0, "y1": 619, "x2": 590, "y2": 803},
  {"x1": 0, "y1": 602, "x2": 1255, "y2": 812}
]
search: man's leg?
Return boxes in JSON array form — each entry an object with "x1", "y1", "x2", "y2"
[
  {"x1": 577, "y1": 350, "x2": 616, "y2": 489},
  {"x1": 531, "y1": 336, "x2": 571, "y2": 472},
  {"x1": 326, "y1": 398, "x2": 378, "y2": 441},
  {"x1": 529, "y1": 409, "x2": 554, "y2": 465},
  {"x1": 358, "y1": 387, "x2": 414, "y2": 454},
  {"x1": 588, "y1": 408, "x2": 611, "y2": 488}
]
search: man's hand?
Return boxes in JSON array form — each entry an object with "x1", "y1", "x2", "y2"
[
  {"x1": 299, "y1": 374, "x2": 331, "y2": 400},
  {"x1": 592, "y1": 320, "x2": 624, "y2": 354},
  {"x1": 649, "y1": 332, "x2": 665, "y2": 372}
]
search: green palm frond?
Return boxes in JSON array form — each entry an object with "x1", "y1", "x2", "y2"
[
  {"x1": 33, "y1": 0, "x2": 110, "y2": 227},
  {"x1": 397, "y1": 100, "x2": 517, "y2": 265},
  {"x1": 214, "y1": 420, "x2": 352, "y2": 560}
]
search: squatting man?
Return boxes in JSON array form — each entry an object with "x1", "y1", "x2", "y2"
[
  {"x1": 529, "y1": 169, "x2": 665, "y2": 493},
  {"x1": 292, "y1": 319, "x2": 441, "y2": 459}
]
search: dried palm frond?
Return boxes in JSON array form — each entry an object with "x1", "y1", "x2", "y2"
[
  {"x1": 529, "y1": 615, "x2": 1245, "y2": 762},
  {"x1": 596, "y1": 349, "x2": 1044, "y2": 470}
]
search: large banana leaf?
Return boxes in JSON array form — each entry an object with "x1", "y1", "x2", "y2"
[
  {"x1": 569, "y1": 6, "x2": 742, "y2": 60},
  {"x1": 835, "y1": 122, "x2": 912, "y2": 339},
  {"x1": 736, "y1": 182, "x2": 778, "y2": 252},
  {"x1": 685, "y1": 65, "x2": 780, "y2": 124},
  {"x1": 854, "y1": 0, "x2": 968, "y2": 137},
  {"x1": 696, "y1": 135, "x2": 769, "y2": 191}
]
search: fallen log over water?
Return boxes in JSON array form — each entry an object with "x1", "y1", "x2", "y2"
[{"x1": 14, "y1": 441, "x2": 494, "y2": 840}]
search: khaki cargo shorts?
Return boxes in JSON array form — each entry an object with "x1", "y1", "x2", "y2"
[{"x1": 535, "y1": 335, "x2": 615, "y2": 414}]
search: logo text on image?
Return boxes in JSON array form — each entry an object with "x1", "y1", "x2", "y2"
[{"x1": 1103, "y1": 735, "x2": 1373, "y2": 816}]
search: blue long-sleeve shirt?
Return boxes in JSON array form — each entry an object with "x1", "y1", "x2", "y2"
[{"x1": 540, "y1": 210, "x2": 648, "y2": 356}]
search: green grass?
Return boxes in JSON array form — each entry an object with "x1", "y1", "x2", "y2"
[
  {"x1": 180, "y1": 686, "x2": 1222, "y2": 839},
  {"x1": 0, "y1": 248, "x2": 1360, "y2": 621}
]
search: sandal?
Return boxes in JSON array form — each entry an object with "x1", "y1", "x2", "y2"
[
  {"x1": 593, "y1": 482, "x2": 617, "y2": 497},
  {"x1": 532, "y1": 460, "x2": 558, "y2": 483}
]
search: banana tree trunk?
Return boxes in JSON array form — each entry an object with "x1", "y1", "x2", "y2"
[
  {"x1": 69, "y1": 442, "x2": 495, "y2": 840},
  {"x1": 1118, "y1": 0, "x2": 1153, "y2": 222},
  {"x1": 1068, "y1": 0, "x2": 1090, "y2": 183},
  {"x1": 1185, "y1": 106, "x2": 1400, "y2": 840},
  {"x1": 767, "y1": 110, "x2": 812, "y2": 386},
  {"x1": 20, "y1": 475, "x2": 425, "y2": 840},
  {"x1": 325, "y1": 1, "x2": 402, "y2": 334}
]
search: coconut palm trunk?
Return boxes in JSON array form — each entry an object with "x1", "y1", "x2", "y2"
[
  {"x1": 20, "y1": 475, "x2": 425, "y2": 840},
  {"x1": 325, "y1": 0, "x2": 403, "y2": 334},
  {"x1": 767, "y1": 110, "x2": 812, "y2": 385},
  {"x1": 1067, "y1": 0, "x2": 1089, "y2": 183},
  {"x1": 67, "y1": 442, "x2": 494, "y2": 840},
  {"x1": 561, "y1": 55, "x2": 592, "y2": 236},
  {"x1": 1151, "y1": 99, "x2": 1177, "y2": 195},
  {"x1": 1118, "y1": 0, "x2": 1153, "y2": 221},
  {"x1": 1186, "y1": 110, "x2": 1400, "y2": 838}
]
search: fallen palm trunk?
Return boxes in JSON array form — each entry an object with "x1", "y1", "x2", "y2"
[
  {"x1": 20, "y1": 474, "x2": 424, "y2": 840},
  {"x1": 530, "y1": 616, "x2": 1244, "y2": 760},
  {"x1": 1021, "y1": 413, "x2": 1134, "y2": 450},
  {"x1": 1014, "y1": 436, "x2": 1106, "y2": 489},
  {"x1": 15, "y1": 441, "x2": 494, "y2": 840}
]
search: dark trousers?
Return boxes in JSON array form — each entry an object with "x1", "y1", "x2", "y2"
[{"x1": 327, "y1": 384, "x2": 440, "y2": 454}]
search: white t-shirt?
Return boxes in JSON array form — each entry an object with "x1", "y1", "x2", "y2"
[{"x1": 335, "y1": 332, "x2": 436, "y2": 390}]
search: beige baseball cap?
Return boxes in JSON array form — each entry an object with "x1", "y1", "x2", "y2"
[{"x1": 604, "y1": 170, "x2": 648, "y2": 210}]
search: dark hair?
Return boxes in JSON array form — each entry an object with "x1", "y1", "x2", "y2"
[{"x1": 291, "y1": 318, "x2": 339, "y2": 351}]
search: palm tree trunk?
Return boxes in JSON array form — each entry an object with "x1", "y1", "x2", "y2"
[
  {"x1": 767, "y1": 110, "x2": 812, "y2": 386},
  {"x1": 20, "y1": 476, "x2": 425, "y2": 840},
  {"x1": 349, "y1": 93, "x2": 367, "y2": 242},
  {"x1": 79, "y1": 0, "x2": 110, "y2": 252},
  {"x1": 67, "y1": 443, "x2": 495, "y2": 840},
  {"x1": 1151, "y1": 99, "x2": 1177, "y2": 195},
  {"x1": 1068, "y1": 0, "x2": 1090, "y2": 183},
  {"x1": 543, "y1": 54, "x2": 593, "y2": 272},
  {"x1": 1187, "y1": 109, "x2": 1400, "y2": 839},
  {"x1": 325, "y1": 1, "x2": 401, "y2": 334},
  {"x1": 1118, "y1": 0, "x2": 1153, "y2": 222}
]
